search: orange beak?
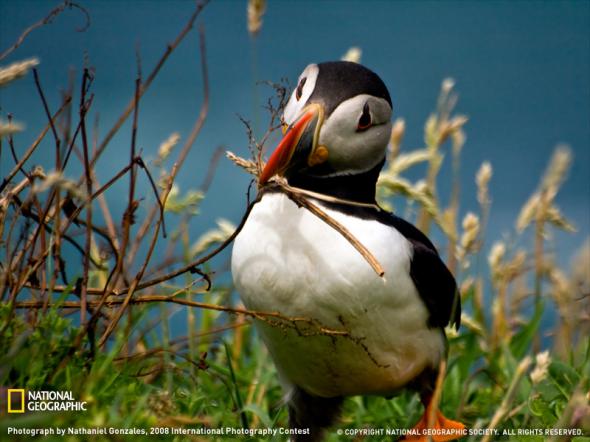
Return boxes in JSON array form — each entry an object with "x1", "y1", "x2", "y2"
[{"x1": 259, "y1": 104, "x2": 323, "y2": 186}]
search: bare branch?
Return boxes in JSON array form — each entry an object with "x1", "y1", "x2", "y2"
[
  {"x1": 199, "y1": 146, "x2": 225, "y2": 192},
  {"x1": 0, "y1": 1, "x2": 90, "y2": 62},
  {"x1": 0, "y1": 98, "x2": 71, "y2": 193},
  {"x1": 79, "y1": 68, "x2": 93, "y2": 324},
  {"x1": 89, "y1": 0, "x2": 209, "y2": 168},
  {"x1": 15, "y1": 295, "x2": 386, "y2": 367},
  {"x1": 97, "y1": 24, "x2": 210, "y2": 347}
]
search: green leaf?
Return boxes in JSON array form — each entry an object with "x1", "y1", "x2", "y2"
[
  {"x1": 241, "y1": 403, "x2": 273, "y2": 428},
  {"x1": 510, "y1": 300, "x2": 544, "y2": 358},
  {"x1": 549, "y1": 361, "x2": 581, "y2": 393}
]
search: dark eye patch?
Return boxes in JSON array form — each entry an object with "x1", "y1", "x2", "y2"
[
  {"x1": 357, "y1": 102, "x2": 372, "y2": 131},
  {"x1": 295, "y1": 77, "x2": 307, "y2": 101}
]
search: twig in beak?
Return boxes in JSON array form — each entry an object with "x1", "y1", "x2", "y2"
[{"x1": 226, "y1": 151, "x2": 386, "y2": 278}]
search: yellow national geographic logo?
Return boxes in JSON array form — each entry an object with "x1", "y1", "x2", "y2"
[
  {"x1": 2, "y1": 388, "x2": 87, "y2": 413},
  {"x1": 7, "y1": 389, "x2": 25, "y2": 413}
]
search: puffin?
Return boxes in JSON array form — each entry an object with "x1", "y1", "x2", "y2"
[{"x1": 231, "y1": 61, "x2": 464, "y2": 442}]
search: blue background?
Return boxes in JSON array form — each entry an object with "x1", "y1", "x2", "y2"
[{"x1": 1, "y1": 0, "x2": 589, "y2": 273}]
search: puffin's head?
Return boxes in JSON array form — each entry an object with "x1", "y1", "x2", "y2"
[{"x1": 259, "y1": 61, "x2": 393, "y2": 186}]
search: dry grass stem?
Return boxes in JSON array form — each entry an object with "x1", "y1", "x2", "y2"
[
  {"x1": 0, "y1": 58, "x2": 39, "y2": 86},
  {"x1": 341, "y1": 46, "x2": 362, "y2": 63},
  {"x1": 247, "y1": 0, "x2": 266, "y2": 37},
  {"x1": 480, "y1": 356, "x2": 532, "y2": 442}
]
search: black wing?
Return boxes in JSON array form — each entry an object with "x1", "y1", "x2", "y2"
[{"x1": 386, "y1": 214, "x2": 461, "y2": 330}]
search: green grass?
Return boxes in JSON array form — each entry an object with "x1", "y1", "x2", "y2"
[{"x1": 0, "y1": 287, "x2": 588, "y2": 441}]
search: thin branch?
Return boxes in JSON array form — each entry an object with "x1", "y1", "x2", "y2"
[
  {"x1": 125, "y1": 321, "x2": 247, "y2": 362},
  {"x1": 32, "y1": 67, "x2": 65, "y2": 304},
  {"x1": 34, "y1": 192, "x2": 254, "y2": 301},
  {"x1": 127, "y1": 196, "x2": 255, "y2": 295},
  {"x1": 4, "y1": 153, "x2": 148, "y2": 296},
  {"x1": 125, "y1": 203, "x2": 158, "y2": 267},
  {"x1": 58, "y1": 69, "x2": 75, "y2": 154},
  {"x1": 170, "y1": 25, "x2": 209, "y2": 176},
  {"x1": 199, "y1": 145, "x2": 225, "y2": 192},
  {"x1": 136, "y1": 156, "x2": 166, "y2": 237},
  {"x1": 97, "y1": 167, "x2": 171, "y2": 345},
  {"x1": 0, "y1": 171, "x2": 44, "y2": 247},
  {"x1": 12, "y1": 296, "x2": 349, "y2": 342},
  {"x1": 79, "y1": 68, "x2": 93, "y2": 324},
  {"x1": 88, "y1": 74, "x2": 145, "y2": 348},
  {"x1": 9, "y1": 72, "x2": 92, "y2": 282},
  {"x1": 32, "y1": 68, "x2": 61, "y2": 146},
  {"x1": 0, "y1": 99, "x2": 71, "y2": 194},
  {"x1": 10, "y1": 197, "x2": 106, "y2": 270},
  {"x1": 97, "y1": 24, "x2": 210, "y2": 346},
  {"x1": 0, "y1": 1, "x2": 90, "y2": 61},
  {"x1": 17, "y1": 293, "x2": 385, "y2": 367},
  {"x1": 7, "y1": 119, "x2": 31, "y2": 182},
  {"x1": 10, "y1": 76, "x2": 86, "y2": 301},
  {"x1": 89, "y1": 0, "x2": 209, "y2": 168},
  {"x1": 90, "y1": 118, "x2": 120, "y2": 252}
]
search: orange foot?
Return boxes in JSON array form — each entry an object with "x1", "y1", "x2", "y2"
[{"x1": 402, "y1": 404, "x2": 465, "y2": 442}]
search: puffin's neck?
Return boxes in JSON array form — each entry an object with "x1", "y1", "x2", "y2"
[{"x1": 286, "y1": 159, "x2": 384, "y2": 204}]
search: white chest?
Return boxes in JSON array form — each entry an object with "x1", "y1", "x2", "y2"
[{"x1": 231, "y1": 193, "x2": 444, "y2": 397}]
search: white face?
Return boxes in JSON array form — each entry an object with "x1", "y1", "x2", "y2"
[
  {"x1": 283, "y1": 63, "x2": 393, "y2": 176},
  {"x1": 283, "y1": 64, "x2": 320, "y2": 126}
]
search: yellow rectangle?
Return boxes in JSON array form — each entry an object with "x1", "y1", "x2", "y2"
[{"x1": 7, "y1": 389, "x2": 25, "y2": 413}]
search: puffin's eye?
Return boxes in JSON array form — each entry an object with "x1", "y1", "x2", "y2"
[
  {"x1": 357, "y1": 102, "x2": 372, "y2": 131},
  {"x1": 295, "y1": 77, "x2": 307, "y2": 101}
]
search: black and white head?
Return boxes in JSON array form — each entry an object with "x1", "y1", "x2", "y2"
[{"x1": 259, "y1": 61, "x2": 393, "y2": 187}]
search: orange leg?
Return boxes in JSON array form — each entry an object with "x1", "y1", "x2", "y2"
[{"x1": 402, "y1": 396, "x2": 466, "y2": 442}]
